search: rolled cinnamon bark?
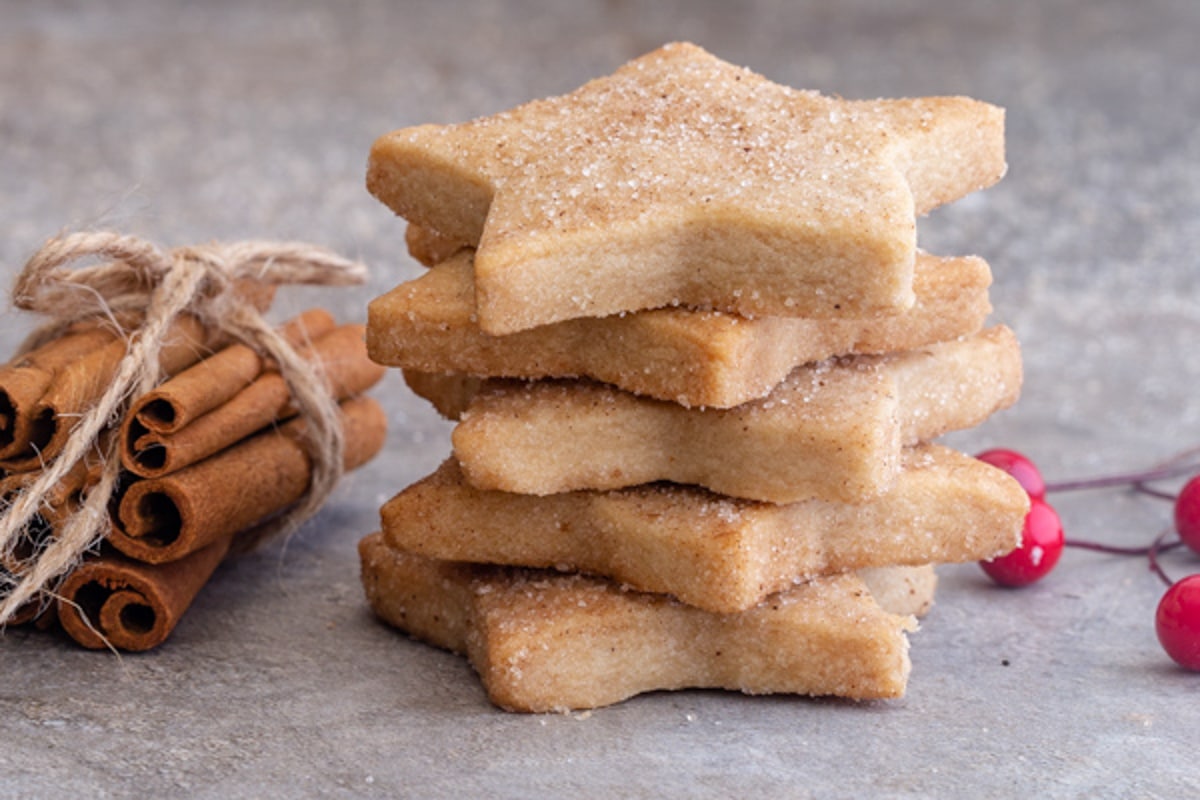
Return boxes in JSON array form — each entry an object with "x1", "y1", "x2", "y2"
[
  {"x1": 0, "y1": 457, "x2": 95, "y2": 567},
  {"x1": 127, "y1": 308, "x2": 336, "y2": 435},
  {"x1": 120, "y1": 322, "x2": 384, "y2": 478},
  {"x1": 10, "y1": 599, "x2": 57, "y2": 628},
  {"x1": 0, "y1": 455, "x2": 94, "y2": 509},
  {"x1": 56, "y1": 537, "x2": 232, "y2": 650},
  {"x1": 0, "y1": 323, "x2": 119, "y2": 460},
  {"x1": 3, "y1": 595, "x2": 49, "y2": 627},
  {"x1": 0, "y1": 509, "x2": 55, "y2": 574},
  {"x1": 1, "y1": 559, "x2": 43, "y2": 626},
  {"x1": 109, "y1": 395, "x2": 386, "y2": 563},
  {"x1": 0, "y1": 314, "x2": 218, "y2": 472}
]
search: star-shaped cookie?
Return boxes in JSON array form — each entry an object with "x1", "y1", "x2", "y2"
[
  {"x1": 360, "y1": 533, "x2": 931, "y2": 710},
  {"x1": 379, "y1": 446, "x2": 1026, "y2": 614},
  {"x1": 367, "y1": 42, "x2": 1005, "y2": 334},
  {"x1": 367, "y1": 247, "x2": 994, "y2": 408}
]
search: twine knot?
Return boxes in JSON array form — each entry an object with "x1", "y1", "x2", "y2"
[{"x1": 0, "y1": 230, "x2": 367, "y2": 624}]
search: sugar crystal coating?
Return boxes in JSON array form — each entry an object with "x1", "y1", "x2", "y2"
[
  {"x1": 360, "y1": 533, "x2": 927, "y2": 711},
  {"x1": 432, "y1": 326, "x2": 1021, "y2": 503},
  {"x1": 378, "y1": 446, "x2": 1027, "y2": 614},
  {"x1": 367, "y1": 42, "x2": 1005, "y2": 333},
  {"x1": 368, "y1": 247, "x2": 994, "y2": 408},
  {"x1": 361, "y1": 41, "x2": 1014, "y2": 710}
]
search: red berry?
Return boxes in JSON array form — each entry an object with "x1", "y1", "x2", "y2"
[
  {"x1": 1156, "y1": 575, "x2": 1200, "y2": 670},
  {"x1": 981, "y1": 498, "x2": 1064, "y2": 587},
  {"x1": 976, "y1": 448, "x2": 1046, "y2": 500},
  {"x1": 1174, "y1": 476, "x2": 1200, "y2": 555}
]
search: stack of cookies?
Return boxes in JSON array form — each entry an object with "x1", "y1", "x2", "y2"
[{"x1": 358, "y1": 43, "x2": 1029, "y2": 712}]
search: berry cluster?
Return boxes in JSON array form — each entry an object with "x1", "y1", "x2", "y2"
[{"x1": 975, "y1": 448, "x2": 1200, "y2": 671}]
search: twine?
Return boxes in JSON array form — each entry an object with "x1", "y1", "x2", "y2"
[{"x1": 0, "y1": 231, "x2": 367, "y2": 625}]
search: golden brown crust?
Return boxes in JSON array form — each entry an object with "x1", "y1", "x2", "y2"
[
  {"x1": 405, "y1": 223, "x2": 467, "y2": 268},
  {"x1": 401, "y1": 369, "x2": 482, "y2": 421},
  {"x1": 411, "y1": 326, "x2": 1019, "y2": 503},
  {"x1": 379, "y1": 445, "x2": 1027, "y2": 614},
  {"x1": 361, "y1": 41, "x2": 1012, "y2": 714},
  {"x1": 366, "y1": 43, "x2": 1004, "y2": 333},
  {"x1": 369, "y1": 249, "x2": 993, "y2": 408},
  {"x1": 360, "y1": 533, "x2": 921, "y2": 711}
]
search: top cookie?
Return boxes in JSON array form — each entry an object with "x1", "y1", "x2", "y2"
[{"x1": 367, "y1": 42, "x2": 1005, "y2": 334}]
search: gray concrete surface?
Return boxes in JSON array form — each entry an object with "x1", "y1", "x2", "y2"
[{"x1": 2, "y1": 0, "x2": 1199, "y2": 796}]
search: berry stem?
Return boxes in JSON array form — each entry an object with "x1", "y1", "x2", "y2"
[
  {"x1": 1064, "y1": 536, "x2": 1184, "y2": 558},
  {"x1": 1044, "y1": 445, "x2": 1200, "y2": 494},
  {"x1": 1148, "y1": 528, "x2": 1177, "y2": 588},
  {"x1": 1133, "y1": 483, "x2": 1178, "y2": 502},
  {"x1": 1046, "y1": 461, "x2": 1200, "y2": 492}
]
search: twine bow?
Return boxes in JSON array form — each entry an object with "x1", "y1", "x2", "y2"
[{"x1": 0, "y1": 231, "x2": 367, "y2": 624}]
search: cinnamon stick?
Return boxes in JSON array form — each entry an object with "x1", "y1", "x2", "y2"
[
  {"x1": 121, "y1": 322, "x2": 384, "y2": 478},
  {"x1": 0, "y1": 314, "x2": 218, "y2": 472},
  {"x1": 0, "y1": 457, "x2": 95, "y2": 567},
  {"x1": 9, "y1": 599, "x2": 57, "y2": 628},
  {"x1": 2, "y1": 594, "x2": 50, "y2": 627},
  {"x1": 0, "y1": 508, "x2": 59, "y2": 629},
  {"x1": 0, "y1": 453, "x2": 94, "y2": 509},
  {"x1": 56, "y1": 537, "x2": 232, "y2": 650},
  {"x1": 109, "y1": 395, "x2": 386, "y2": 564},
  {"x1": 1, "y1": 560, "x2": 40, "y2": 626},
  {"x1": 0, "y1": 277, "x2": 275, "y2": 471},
  {"x1": 0, "y1": 323, "x2": 120, "y2": 460},
  {"x1": 127, "y1": 308, "x2": 336, "y2": 435}
]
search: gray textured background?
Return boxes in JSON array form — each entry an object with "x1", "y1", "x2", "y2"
[{"x1": 2, "y1": 1, "x2": 1199, "y2": 797}]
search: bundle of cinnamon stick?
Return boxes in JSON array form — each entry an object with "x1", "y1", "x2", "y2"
[{"x1": 0, "y1": 307, "x2": 386, "y2": 650}]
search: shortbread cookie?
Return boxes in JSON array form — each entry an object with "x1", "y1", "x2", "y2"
[
  {"x1": 859, "y1": 564, "x2": 938, "y2": 619},
  {"x1": 380, "y1": 445, "x2": 1026, "y2": 614},
  {"x1": 433, "y1": 326, "x2": 1020, "y2": 503},
  {"x1": 403, "y1": 370, "x2": 482, "y2": 421},
  {"x1": 359, "y1": 533, "x2": 928, "y2": 711},
  {"x1": 405, "y1": 223, "x2": 466, "y2": 267},
  {"x1": 367, "y1": 42, "x2": 1005, "y2": 334},
  {"x1": 369, "y1": 249, "x2": 993, "y2": 408}
]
